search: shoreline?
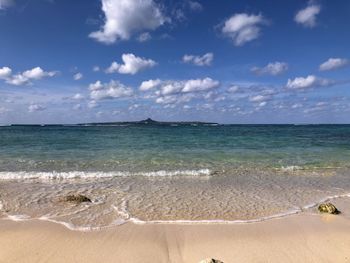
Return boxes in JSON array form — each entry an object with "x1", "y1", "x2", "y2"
[
  {"x1": 1, "y1": 192, "x2": 350, "y2": 232},
  {"x1": 1, "y1": 211, "x2": 350, "y2": 263}
]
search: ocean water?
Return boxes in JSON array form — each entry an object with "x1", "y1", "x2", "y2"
[{"x1": 1, "y1": 124, "x2": 350, "y2": 230}]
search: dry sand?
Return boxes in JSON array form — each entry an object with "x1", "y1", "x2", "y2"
[{"x1": 1, "y1": 199, "x2": 350, "y2": 263}]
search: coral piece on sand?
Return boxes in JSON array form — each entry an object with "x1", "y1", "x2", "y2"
[
  {"x1": 199, "y1": 259, "x2": 224, "y2": 263},
  {"x1": 318, "y1": 203, "x2": 340, "y2": 214},
  {"x1": 61, "y1": 194, "x2": 91, "y2": 204}
]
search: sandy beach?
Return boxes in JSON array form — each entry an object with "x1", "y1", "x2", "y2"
[{"x1": 1, "y1": 198, "x2": 350, "y2": 263}]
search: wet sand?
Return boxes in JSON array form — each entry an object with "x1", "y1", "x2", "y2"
[{"x1": 1, "y1": 202, "x2": 350, "y2": 263}]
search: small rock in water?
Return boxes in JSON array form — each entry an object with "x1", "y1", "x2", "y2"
[
  {"x1": 199, "y1": 259, "x2": 224, "y2": 263},
  {"x1": 318, "y1": 203, "x2": 340, "y2": 214},
  {"x1": 62, "y1": 194, "x2": 91, "y2": 204}
]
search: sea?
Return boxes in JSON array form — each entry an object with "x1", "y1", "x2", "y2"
[{"x1": 0, "y1": 124, "x2": 350, "y2": 230}]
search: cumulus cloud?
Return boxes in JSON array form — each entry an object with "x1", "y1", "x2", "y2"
[
  {"x1": 251, "y1": 62, "x2": 288, "y2": 76},
  {"x1": 319, "y1": 58, "x2": 349, "y2": 71},
  {"x1": 139, "y1": 79, "x2": 161, "y2": 91},
  {"x1": 93, "y1": 66, "x2": 100, "y2": 72},
  {"x1": 106, "y1": 53, "x2": 157, "y2": 75},
  {"x1": 182, "y1": 78, "x2": 219, "y2": 93},
  {"x1": 139, "y1": 77, "x2": 220, "y2": 105},
  {"x1": 137, "y1": 32, "x2": 152, "y2": 42},
  {"x1": 28, "y1": 104, "x2": 46, "y2": 112},
  {"x1": 183, "y1": 52, "x2": 214, "y2": 66},
  {"x1": 0, "y1": 66, "x2": 57, "y2": 86},
  {"x1": 89, "y1": 80, "x2": 133, "y2": 100},
  {"x1": 222, "y1": 13, "x2": 268, "y2": 46},
  {"x1": 0, "y1": 67, "x2": 12, "y2": 79},
  {"x1": 73, "y1": 72, "x2": 83, "y2": 80},
  {"x1": 295, "y1": 2, "x2": 321, "y2": 28},
  {"x1": 89, "y1": 0, "x2": 167, "y2": 44},
  {"x1": 22, "y1": 67, "x2": 56, "y2": 79},
  {"x1": 286, "y1": 75, "x2": 334, "y2": 90}
]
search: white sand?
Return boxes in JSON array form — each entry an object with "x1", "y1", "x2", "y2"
[{"x1": 0, "y1": 210, "x2": 350, "y2": 263}]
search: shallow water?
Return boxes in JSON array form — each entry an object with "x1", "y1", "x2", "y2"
[{"x1": 0, "y1": 124, "x2": 350, "y2": 230}]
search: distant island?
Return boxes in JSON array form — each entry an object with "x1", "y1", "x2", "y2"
[
  {"x1": 8, "y1": 118, "x2": 219, "y2": 127},
  {"x1": 77, "y1": 118, "x2": 219, "y2": 126}
]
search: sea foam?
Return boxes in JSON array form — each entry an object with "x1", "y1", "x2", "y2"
[{"x1": 0, "y1": 169, "x2": 211, "y2": 180}]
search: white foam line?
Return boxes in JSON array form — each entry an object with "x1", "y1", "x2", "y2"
[
  {"x1": 5, "y1": 214, "x2": 31, "y2": 221},
  {"x1": 0, "y1": 169, "x2": 212, "y2": 181},
  {"x1": 127, "y1": 209, "x2": 303, "y2": 225}
]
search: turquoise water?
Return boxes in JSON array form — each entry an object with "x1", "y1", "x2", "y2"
[
  {"x1": 1, "y1": 124, "x2": 350, "y2": 230},
  {"x1": 1, "y1": 124, "x2": 350, "y2": 173}
]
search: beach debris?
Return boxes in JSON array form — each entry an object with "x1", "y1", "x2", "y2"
[
  {"x1": 318, "y1": 203, "x2": 340, "y2": 214},
  {"x1": 199, "y1": 259, "x2": 224, "y2": 263},
  {"x1": 61, "y1": 194, "x2": 92, "y2": 204}
]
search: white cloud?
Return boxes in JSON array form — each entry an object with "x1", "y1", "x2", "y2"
[
  {"x1": 0, "y1": 106, "x2": 9, "y2": 114},
  {"x1": 89, "y1": 80, "x2": 134, "y2": 100},
  {"x1": 295, "y1": 3, "x2": 321, "y2": 28},
  {"x1": 140, "y1": 77, "x2": 220, "y2": 105},
  {"x1": 139, "y1": 79, "x2": 161, "y2": 91},
  {"x1": 286, "y1": 75, "x2": 333, "y2": 90},
  {"x1": 249, "y1": 94, "x2": 271, "y2": 102},
  {"x1": 291, "y1": 103, "x2": 303, "y2": 109},
  {"x1": 89, "y1": 0, "x2": 167, "y2": 44},
  {"x1": 28, "y1": 104, "x2": 46, "y2": 112},
  {"x1": 2, "y1": 66, "x2": 57, "y2": 86},
  {"x1": 6, "y1": 74, "x2": 29, "y2": 86},
  {"x1": 106, "y1": 53, "x2": 157, "y2": 75},
  {"x1": 0, "y1": 0, "x2": 13, "y2": 9},
  {"x1": 93, "y1": 66, "x2": 100, "y2": 72},
  {"x1": 222, "y1": 13, "x2": 267, "y2": 46},
  {"x1": 251, "y1": 62, "x2": 288, "y2": 76},
  {"x1": 73, "y1": 72, "x2": 83, "y2": 80},
  {"x1": 72, "y1": 93, "x2": 84, "y2": 100},
  {"x1": 183, "y1": 52, "x2": 214, "y2": 66},
  {"x1": 258, "y1": 101, "x2": 267, "y2": 107},
  {"x1": 188, "y1": 1, "x2": 203, "y2": 12},
  {"x1": 88, "y1": 100, "x2": 99, "y2": 109},
  {"x1": 155, "y1": 94, "x2": 193, "y2": 104},
  {"x1": 0, "y1": 67, "x2": 12, "y2": 79},
  {"x1": 227, "y1": 85, "x2": 240, "y2": 93},
  {"x1": 160, "y1": 82, "x2": 184, "y2": 95},
  {"x1": 319, "y1": 58, "x2": 348, "y2": 71},
  {"x1": 22, "y1": 67, "x2": 56, "y2": 80},
  {"x1": 155, "y1": 78, "x2": 219, "y2": 96},
  {"x1": 137, "y1": 32, "x2": 152, "y2": 42},
  {"x1": 182, "y1": 78, "x2": 219, "y2": 93}
]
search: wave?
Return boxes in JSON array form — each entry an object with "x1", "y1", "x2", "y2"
[
  {"x1": 0, "y1": 169, "x2": 212, "y2": 180},
  {"x1": 2, "y1": 192, "x2": 349, "y2": 232}
]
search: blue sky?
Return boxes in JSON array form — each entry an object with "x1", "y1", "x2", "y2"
[{"x1": 0, "y1": 0, "x2": 349, "y2": 124}]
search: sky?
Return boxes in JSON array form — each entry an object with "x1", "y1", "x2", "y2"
[{"x1": 0, "y1": 0, "x2": 350, "y2": 124}]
